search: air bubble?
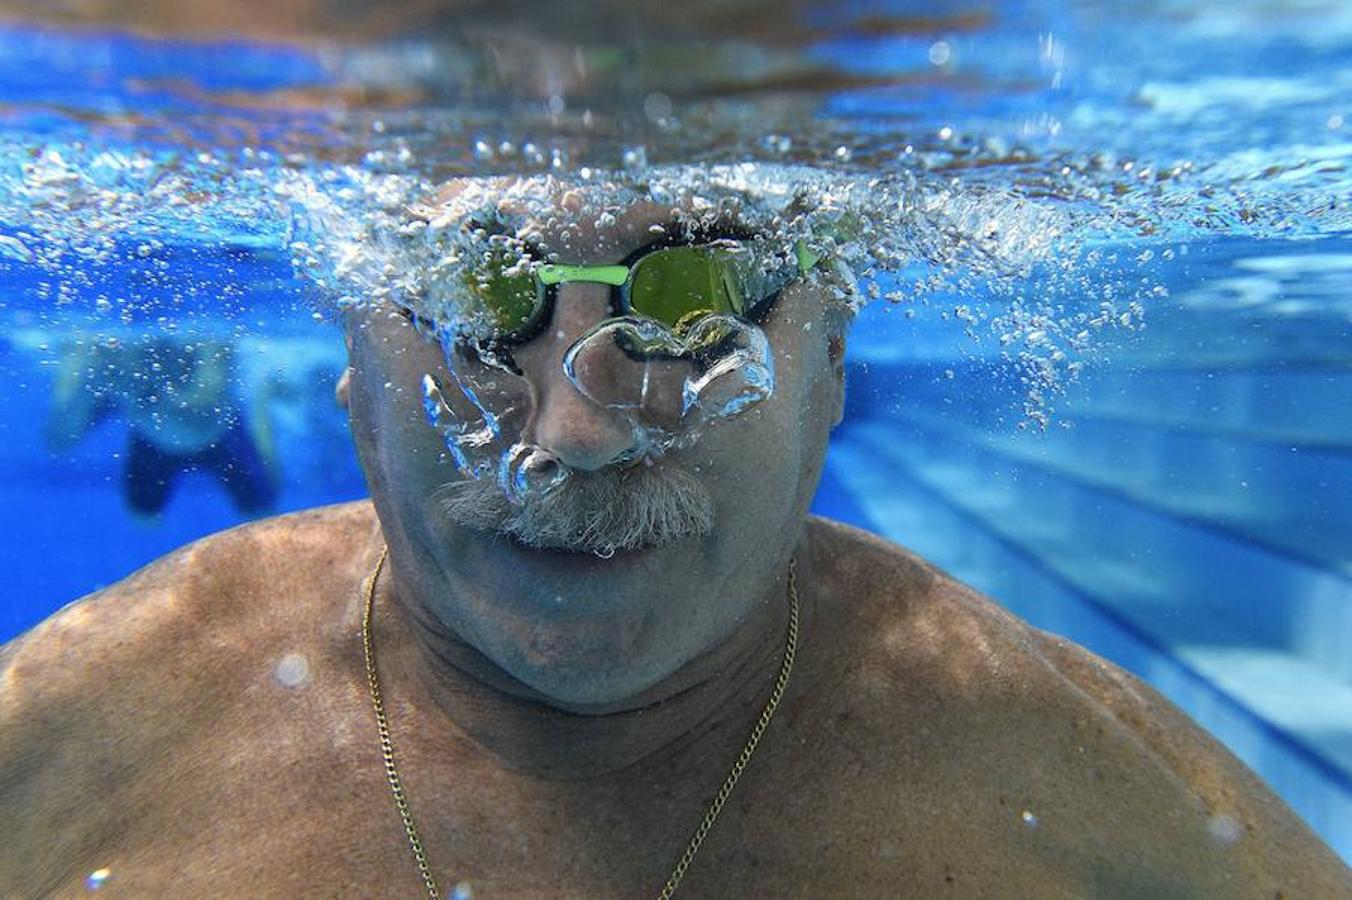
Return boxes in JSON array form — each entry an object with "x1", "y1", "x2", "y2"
[
  {"x1": 643, "y1": 92, "x2": 673, "y2": 122},
  {"x1": 274, "y1": 653, "x2": 310, "y2": 688},
  {"x1": 1207, "y1": 813, "x2": 1243, "y2": 846}
]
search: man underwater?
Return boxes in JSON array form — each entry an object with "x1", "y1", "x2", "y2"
[
  {"x1": 45, "y1": 337, "x2": 278, "y2": 518},
  {"x1": 3, "y1": 174, "x2": 1349, "y2": 899}
]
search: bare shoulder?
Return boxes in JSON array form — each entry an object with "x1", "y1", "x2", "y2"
[
  {"x1": 0, "y1": 501, "x2": 379, "y2": 888},
  {"x1": 1, "y1": 500, "x2": 377, "y2": 710},
  {"x1": 799, "y1": 516, "x2": 1351, "y2": 896}
]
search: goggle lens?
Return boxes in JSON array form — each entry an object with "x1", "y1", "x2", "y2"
[
  {"x1": 460, "y1": 240, "x2": 791, "y2": 346},
  {"x1": 627, "y1": 244, "x2": 747, "y2": 334},
  {"x1": 467, "y1": 249, "x2": 540, "y2": 336}
]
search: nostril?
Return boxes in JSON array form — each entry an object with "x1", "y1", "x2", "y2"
[
  {"x1": 505, "y1": 446, "x2": 567, "y2": 502},
  {"x1": 529, "y1": 398, "x2": 639, "y2": 473},
  {"x1": 524, "y1": 453, "x2": 559, "y2": 480}
]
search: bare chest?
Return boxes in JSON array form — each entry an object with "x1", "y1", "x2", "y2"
[
  {"x1": 46, "y1": 710, "x2": 940, "y2": 900},
  {"x1": 56, "y1": 770, "x2": 860, "y2": 898},
  {"x1": 36, "y1": 648, "x2": 1126, "y2": 899}
]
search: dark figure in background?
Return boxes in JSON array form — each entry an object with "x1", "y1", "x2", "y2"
[{"x1": 45, "y1": 337, "x2": 278, "y2": 516}]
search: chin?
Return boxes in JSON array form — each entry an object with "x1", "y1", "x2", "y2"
[
  {"x1": 478, "y1": 581, "x2": 697, "y2": 708},
  {"x1": 510, "y1": 650, "x2": 676, "y2": 712}
]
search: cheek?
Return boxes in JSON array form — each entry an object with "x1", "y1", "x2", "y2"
[
  {"x1": 692, "y1": 308, "x2": 835, "y2": 528},
  {"x1": 350, "y1": 326, "x2": 457, "y2": 485},
  {"x1": 686, "y1": 374, "x2": 811, "y2": 525}
]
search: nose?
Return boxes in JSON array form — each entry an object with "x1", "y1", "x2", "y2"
[
  {"x1": 514, "y1": 286, "x2": 638, "y2": 472},
  {"x1": 529, "y1": 373, "x2": 638, "y2": 471}
]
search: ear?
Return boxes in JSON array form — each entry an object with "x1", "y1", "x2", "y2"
[
  {"x1": 335, "y1": 367, "x2": 352, "y2": 409},
  {"x1": 336, "y1": 304, "x2": 365, "y2": 409},
  {"x1": 827, "y1": 334, "x2": 846, "y2": 427}
]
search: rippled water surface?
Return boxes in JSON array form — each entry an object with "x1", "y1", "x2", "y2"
[
  {"x1": 2, "y1": 2, "x2": 1348, "y2": 390},
  {"x1": 1, "y1": 0, "x2": 1350, "y2": 863}
]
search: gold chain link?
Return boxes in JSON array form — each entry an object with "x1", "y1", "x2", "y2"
[
  {"x1": 362, "y1": 546, "x2": 441, "y2": 900},
  {"x1": 361, "y1": 545, "x2": 799, "y2": 900}
]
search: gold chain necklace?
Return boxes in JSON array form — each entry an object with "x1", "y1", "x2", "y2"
[{"x1": 361, "y1": 544, "x2": 800, "y2": 900}]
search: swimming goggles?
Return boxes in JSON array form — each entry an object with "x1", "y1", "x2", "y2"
[{"x1": 457, "y1": 235, "x2": 829, "y2": 353}]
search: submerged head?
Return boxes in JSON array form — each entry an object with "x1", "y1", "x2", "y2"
[{"x1": 341, "y1": 173, "x2": 854, "y2": 709}]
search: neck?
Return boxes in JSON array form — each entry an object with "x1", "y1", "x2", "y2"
[{"x1": 363, "y1": 538, "x2": 810, "y2": 782}]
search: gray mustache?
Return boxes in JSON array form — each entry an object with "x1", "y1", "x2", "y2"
[{"x1": 434, "y1": 462, "x2": 715, "y2": 557}]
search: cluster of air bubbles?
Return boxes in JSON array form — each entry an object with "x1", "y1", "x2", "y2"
[
  {"x1": 0, "y1": 135, "x2": 1165, "y2": 427},
  {"x1": 472, "y1": 139, "x2": 555, "y2": 168},
  {"x1": 270, "y1": 158, "x2": 1179, "y2": 424},
  {"x1": 290, "y1": 162, "x2": 1071, "y2": 320},
  {"x1": 1, "y1": 2, "x2": 1349, "y2": 442},
  {"x1": 5, "y1": 116, "x2": 1330, "y2": 427}
]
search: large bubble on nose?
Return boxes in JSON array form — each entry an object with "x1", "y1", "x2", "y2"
[
  {"x1": 679, "y1": 315, "x2": 775, "y2": 425},
  {"x1": 423, "y1": 372, "x2": 497, "y2": 480},
  {"x1": 421, "y1": 338, "x2": 530, "y2": 481},
  {"x1": 563, "y1": 313, "x2": 775, "y2": 449},
  {"x1": 424, "y1": 312, "x2": 774, "y2": 504},
  {"x1": 425, "y1": 366, "x2": 566, "y2": 501}
]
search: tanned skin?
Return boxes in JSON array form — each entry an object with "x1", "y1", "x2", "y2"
[
  {"x1": 4, "y1": 183, "x2": 1349, "y2": 897},
  {"x1": 3, "y1": 507, "x2": 1349, "y2": 897}
]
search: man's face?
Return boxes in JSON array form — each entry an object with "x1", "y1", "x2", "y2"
[{"x1": 343, "y1": 182, "x2": 846, "y2": 710}]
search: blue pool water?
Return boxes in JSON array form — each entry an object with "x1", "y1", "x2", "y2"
[{"x1": 0, "y1": 0, "x2": 1349, "y2": 866}]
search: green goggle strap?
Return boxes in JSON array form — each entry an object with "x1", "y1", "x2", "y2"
[
  {"x1": 537, "y1": 264, "x2": 630, "y2": 286},
  {"x1": 538, "y1": 241, "x2": 819, "y2": 291},
  {"x1": 524, "y1": 209, "x2": 866, "y2": 290}
]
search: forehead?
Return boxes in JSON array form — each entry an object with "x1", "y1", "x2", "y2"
[{"x1": 413, "y1": 175, "x2": 755, "y2": 264}]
